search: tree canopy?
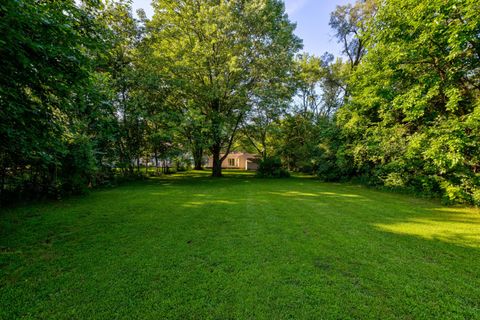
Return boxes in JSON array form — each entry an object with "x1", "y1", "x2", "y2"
[{"x1": 1, "y1": 0, "x2": 479, "y2": 205}]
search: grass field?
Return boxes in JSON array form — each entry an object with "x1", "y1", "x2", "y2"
[{"x1": 1, "y1": 171, "x2": 480, "y2": 319}]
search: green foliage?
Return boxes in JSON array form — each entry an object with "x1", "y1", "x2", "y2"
[
  {"x1": 147, "y1": 0, "x2": 301, "y2": 176},
  {"x1": 0, "y1": 0, "x2": 160, "y2": 203},
  {"x1": 256, "y1": 157, "x2": 290, "y2": 178},
  {"x1": 273, "y1": 113, "x2": 342, "y2": 176},
  {"x1": 329, "y1": 0, "x2": 480, "y2": 204},
  {"x1": 2, "y1": 0, "x2": 478, "y2": 206},
  {"x1": 266, "y1": 0, "x2": 479, "y2": 205},
  {"x1": 0, "y1": 0, "x2": 108, "y2": 202},
  {"x1": 61, "y1": 134, "x2": 97, "y2": 194}
]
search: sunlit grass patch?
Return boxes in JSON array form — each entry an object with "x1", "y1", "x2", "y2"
[{"x1": 374, "y1": 206, "x2": 480, "y2": 248}]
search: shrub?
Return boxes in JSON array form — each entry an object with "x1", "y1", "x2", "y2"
[
  {"x1": 472, "y1": 188, "x2": 480, "y2": 207},
  {"x1": 256, "y1": 157, "x2": 290, "y2": 178}
]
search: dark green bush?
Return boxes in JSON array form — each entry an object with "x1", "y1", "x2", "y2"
[{"x1": 256, "y1": 157, "x2": 290, "y2": 178}]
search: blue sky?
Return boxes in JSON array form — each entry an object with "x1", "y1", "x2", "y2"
[{"x1": 131, "y1": 0, "x2": 354, "y2": 57}]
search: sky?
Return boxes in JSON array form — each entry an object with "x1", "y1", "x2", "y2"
[{"x1": 131, "y1": 0, "x2": 354, "y2": 57}]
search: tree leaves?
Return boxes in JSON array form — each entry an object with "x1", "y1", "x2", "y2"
[{"x1": 336, "y1": 0, "x2": 480, "y2": 204}]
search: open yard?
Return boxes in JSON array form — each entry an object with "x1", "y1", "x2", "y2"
[{"x1": 1, "y1": 171, "x2": 480, "y2": 319}]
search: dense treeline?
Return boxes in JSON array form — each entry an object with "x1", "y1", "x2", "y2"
[
  {"x1": 336, "y1": 0, "x2": 480, "y2": 204},
  {"x1": 1, "y1": 0, "x2": 111, "y2": 201},
  {"x1": 1, "y1": 0, "x2": 479, "y2": 205},
  {"x1": 271, "y1": 0, "x2": 480, "y2": 205},
  {"x1": 0, "y1": 0, "x2": 300, "y2": 203}
]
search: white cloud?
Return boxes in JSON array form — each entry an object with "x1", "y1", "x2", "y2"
[{"x1": 285, "y1": 0, "x2": 309, "y2": 15}]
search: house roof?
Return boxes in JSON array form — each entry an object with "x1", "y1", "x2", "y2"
[{"x1": 210, "y1": 152, "x2": 259, "y2": 159}]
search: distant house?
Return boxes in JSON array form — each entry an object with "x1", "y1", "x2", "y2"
[{"x1": 207, "y1": 152, "x2": 259, "y2": 170}]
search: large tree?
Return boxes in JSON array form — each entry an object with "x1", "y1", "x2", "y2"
[{"x1": 148, "y1": 0, "x2": 301, "y2": 176}]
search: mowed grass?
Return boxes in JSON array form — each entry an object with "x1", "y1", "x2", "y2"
[{"x1": 1, "y1": 171, "x2": 480, "y2": 319}]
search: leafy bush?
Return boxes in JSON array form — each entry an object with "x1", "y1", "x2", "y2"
[
  {"x1": 60, "y1": 134, "x2": 97, "y2": 194},
  {"x1": 256, "y1": 157, "x2": 290, "y2": 178}
]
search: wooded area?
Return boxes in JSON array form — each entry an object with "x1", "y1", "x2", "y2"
[{"x1": 1, "y1": 0, "x2": 479, "y2": 205}]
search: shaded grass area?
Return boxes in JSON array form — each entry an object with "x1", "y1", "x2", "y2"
[{"x1": 1, "y1": 170, "x2": 480, "y2": 319}]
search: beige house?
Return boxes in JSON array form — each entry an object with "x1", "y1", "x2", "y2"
[{"x1": 207, "y1": 152, "x2": 259, "y2": 170}]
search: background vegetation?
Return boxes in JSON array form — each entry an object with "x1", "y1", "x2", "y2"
[{"x1": 1, "y1": 0, "x2": 479, "y2": 205}]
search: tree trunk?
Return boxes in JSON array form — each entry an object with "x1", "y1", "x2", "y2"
[
  {"x1": 194, "y1": 159, "x2": 203, "y2": 170},
  {"x1": 128, "y1": 161, "x2": 134, "y2": 175},
  {"x1": 154, "y1": 150, "x2": 159, "y2": 175},
  {"x1": 193, "y1": 144, "x2": 203, "y2": 170},
  {"x1": 210, "y1": 99, "x2": 223, "y2": 177},
  {"x1": 211, "y1": 142, "x2": 222, "y2": 177}
]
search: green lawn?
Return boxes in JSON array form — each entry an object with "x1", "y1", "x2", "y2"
[{"x1": 1, "y1": 171, "x2": 480, "y2": 319}]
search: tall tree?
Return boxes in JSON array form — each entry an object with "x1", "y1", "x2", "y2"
[
  {"x1": 100, "y1": 0, "x2": 146, "y2": 175},
  {"x1": 148, "y1": 0, "x2": 301, "y2": 176},
  {"x1": 328, "y1": 0, "x2": 377, "y2": 103},
  {"x1": 329, "y1": 0, "x2": 377, "y2": 69},
  {"x1": 318, "y1": 53, "x2": 348, "y2": 117},
  {"x1": 294, "y1": 54, "x2": 323, "y2": 115}
]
